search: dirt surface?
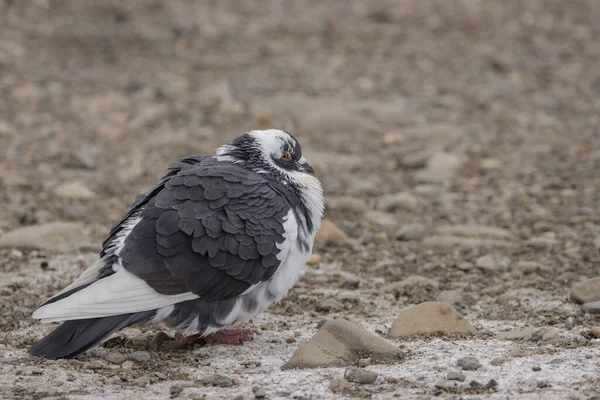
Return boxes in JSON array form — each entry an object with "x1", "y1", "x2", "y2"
[{"x1": 1, "y1": 1, "x2": 600, "y2": 399}]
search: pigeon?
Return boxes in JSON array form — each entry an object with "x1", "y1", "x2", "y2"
[{"x1": 29, "y1": 129, "x2": 324, "y2": 359}]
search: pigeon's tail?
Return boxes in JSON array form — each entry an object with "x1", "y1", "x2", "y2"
[{"x1": 28, "y1": 311, "x2": 156, "y2": 359}]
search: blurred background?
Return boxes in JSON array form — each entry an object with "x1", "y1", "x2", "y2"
[{"x1": 0, "y1": 0, "x2": 600, "y2": 397}]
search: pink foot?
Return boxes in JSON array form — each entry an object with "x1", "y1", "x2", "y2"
[{"x1": 203, "y1": 329, "x2": 255, "y2": 345}]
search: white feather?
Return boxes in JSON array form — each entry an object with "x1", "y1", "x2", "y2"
[{"x1": 33, "y1": 268, "x2": 199, "y2": 323}]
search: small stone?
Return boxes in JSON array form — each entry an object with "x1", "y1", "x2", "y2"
[
  {"x1": 590, "y1": 326, "x2": 600, "y2": 338},
  {"x1": 149, "y1": 331, "x2": 172, "y2": 350},
  {"x1": 315, "y1": 219, "x2": 347, "y2": 245},
  {"x1": 105, "y1": 351, "x2": 126, "y2": 365},
  {"x1": 315, "y1": 298, "x2": 343, "y2": 312},
  {"x1": 364, "y1": 210, "x2": 398, "y2": 229},
  {"x1": 434, "y1": 380, "x2": 459, "y2": 391},
  {"x1": 307, "y1": 254, "x2": 320, "y2": 265},
  {"x1": 537, "y1": 379, "x2": 551, "y2": 388},
  {"x1": 254, "y1": 388, "x2": 267, "y2": 399},
  {"x1": 358, "y1": 358, "x2": 372, "y2": 368},
  {"x1": 195, "y1": 375, "x2": 234, "y2": 387},
  {"x1": 469, "y1": 380, "x2": 482, "y2": 388},
  {"x1": 396, "y1": 224, "x2": 426, "y2": 241},
  {"x1": 389, "y1": 302, "x2": 476, "y2": 338},
  {"x1": 121, "y1": 360, "x2": 134, "y2": 369},
  {"x1": 509, "y1": 347, "x2": 527, "y2": 357},
  {"x1": 485, "y1": 379, "x2": 498, "y2": 389},
  {"x1": 583, "y1": 301, "x2": 600, "y2": 313},
  {"x1": 30, "y1": 368, "x2": 43, "y2": 376},
  {"x1": 283, "y1": 319, "x2": 403, "y2": 369},
  {"x1": 496, "y1": 328, "x2": 538, "y2": 341},
  {"x1": 188, "y1": 394, "x2": 205, "y2": 400},
  {"x1": 85, "y1": 360, "x2": 105, "y2": 370},
  {"x1": 385, "y1": 376, "x2": 398, "y2": 383},
  {"x1": 447, "y1": 371, "x2": 466, "y2": 381},
  {"x1": 344, "y1": 367, "x2": 378, "y2": 384},
  {"x1": 570, "y1": 277, "x2": 600, "y2": 303},
  {"x1": 540, "y1": 328, "x2": 560, "y2": 342},
  {"x1": 532, "y1": 365, "x2": 541, "y2": 371},
  {"x1": 170, "y1": 384, "x2": 184, "y2": 397},
  {"x1": 475, "y1": 254, "x2": 510, "y2": 272},
  {"x1": 329, "y1": 377, "x2": 351, "y2": 394},
  {"x1": 53, "y1": 181, "x2": 96, "y2": 200},
  {"x1": 415, "y1": 152, "x2": 463, "y2": 183},
  {"x1": 377, "y1": 192, "x2": 419, "y2": 212},
  {"x1": 128, "y1": 351, "x2": 151, "y2": 363},
  {"x1": 456, "y1": 357, "x2": 481, "y2": 371},
  {"x1": 490, "y1": 357, "x2": 508, "y2": 366}
]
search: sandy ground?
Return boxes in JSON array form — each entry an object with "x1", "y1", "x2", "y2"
[{"x1": 1, "y1": 1, "x2": 600, "y2": 399}]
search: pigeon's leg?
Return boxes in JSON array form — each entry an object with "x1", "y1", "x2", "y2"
[{"x1": 203, "y1": 329, "x2": 255, "y2": 344}]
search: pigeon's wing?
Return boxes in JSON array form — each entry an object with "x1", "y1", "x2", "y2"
[
  {"x1": 121, "y1": 158, "x2": 290, "y2": 300},
  {"x1": 33, "y1": 158, "x2": 291, "y2": 322}
]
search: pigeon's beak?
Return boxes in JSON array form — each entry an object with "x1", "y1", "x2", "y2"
[{"x1": 298, "y1": 157, "x2": 315, "y2": 175}]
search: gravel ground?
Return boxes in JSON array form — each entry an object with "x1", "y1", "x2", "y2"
[{"x1": 1, "y1": 1, "x2": 599, "y2": 399}]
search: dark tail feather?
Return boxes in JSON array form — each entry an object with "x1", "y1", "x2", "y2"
[{"x1": 28, "y1": 311, "x2": 156, "y2": 359}]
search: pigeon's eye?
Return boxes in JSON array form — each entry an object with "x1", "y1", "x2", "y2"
[{"x1": 281, "y1": 152, "x2": 291, "y2": 160}]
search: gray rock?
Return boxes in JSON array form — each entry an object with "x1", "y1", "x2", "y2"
[
  {"x1": 446, "y1": 371, "x2": 466, "y2": 381},
  {"x1": 344, "y1": 367, "x2": 378, "y2": 384},
  {"x1": 570, "y1": 277, "x2": 600, "y2": 304},
  {"x1": 382, "y1": 275, "x2": 439, "y2": 303},
  {"x1": 128, "y1": 351, "x2": 151, "y2": 363},
  {"x1": 434, "y1": 380, "x2": 459, "y2": 391},
  {"x1": 254, "y1": 388, "x2": 267, "y2": 398},
  {"x1": 456, "y1": 357, "x2": 481, "y2": 371},
  {"x1": 149, "y1": 331, "x2": 172, "y2": 350},
  {"x1": 196, "y1": 375, "x2": 235, "y2": 387},
  {"x1": 475, "y1": 254, "x2": 510, "y2": 272},
  {"x1": 496, "y1": 328, "x2": 539, "y2": 341},
  {"x1": 105, "y1": 351, "x2": 126, "y2": 365},
  {"x1": 583, "y1": 301, "x2": 600, "y2": 314},
  {"x1": 0, "y1": 222, "x2": 90, "y2": 252}
]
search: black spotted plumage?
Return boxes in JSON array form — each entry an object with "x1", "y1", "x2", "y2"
[{"x1": 117, "y1": 158, "x2": 290, "y2": 301}]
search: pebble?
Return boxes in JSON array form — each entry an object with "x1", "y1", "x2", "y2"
[
  {"x1": 540, "y1": 328, "x2": 560, "y2": 342},
  {"x1": 496, "y1": 328, "x2": 538, "y2": 341},
  {"x1": 344, "y1": 367, "x2": 378, "y2": 384},
  {"x1": 121, "y1": 360, "x2": 134, "y2": 369},
  {"x1": 582, "y1": 301, "x2": 600, "y2": 314},
  {"x1": 456, "y1": 357, "x2": 481, "y2": 371},
  {"x1": 475, "y1": 254, "x2": 510, "y2": 272},
  {"x1": 315, "y1": 219, "x2": 347, "y2": 245},
  {"x1": 283, "y1": 319, "x2": 402, "y2": 369},
  {"x1": 105, "y1": 351, "x2": 126, "y2": 365},
  {"x1": 148, "y1": 331, "x2": 172, "y2": 350},
  {"x1": 415, "y1": 152, "x2": 462, "y2": 183},
  {"x1": 396, "y1": 224, "x2": 426, "y2": 241},
  {"x1": 434, "y1": 380, "x2": 459, "y2": 392},
  {"x1": 195, "y1": 375, "x2": 235, "y2": 387},
  {"x1": 376, "y1": 192, "x2": 419, "y2": 212},
  {"x1": 128, "y1": 351, "x2": 151, "y2": 363},
  {"x1": 490, "y1": 357, "x2": 508, "y2": 366},
  {"x1": 329, "y1": 377, "x2": 351, "y2": 394},
  {"x1": 591, "y1": 326, "x2": 600, "y2": 338},
  {"x1": 388, "y1": 301, "x2": 476, "y2": 338},
  {"x1": 364, "y1": 210, "x2": 398, "y2": 230},
  {"x1": 532, "y1": 365, "x2": 542, "y2": 371},
  {"x1": 254, "y1": 388, "x2": 267, "y2": 398},
  {"x1": 569, "y1": 277, "x2": 600, "y2": 303},
  {"x1": 85, "y1": 360, "x2": 105, "y2": 370},
  {"x1": 0, "y1": 222, "x2": 90, "y2": 252},
  {"x1": 170, "y1": 384, "x2": 184, "y2": 397},
  {"x1": 447, "y1": 371, "x2": 466, "y2": 381},
  {"x1": 306, "y1": 254, "x2": 320, "y2": 265},
  {"x1": 53, "y1": 181, "x2": 96, "y2": 199},
  {"x1": 358, "y1": 358, "x2": 372, "y2": 367},
  {"x1": 188, "y1": 394, "x2": 205, "y2": 400},
  {"x1": 509, "y1": 347, "x2": 527, "y2": 357}
]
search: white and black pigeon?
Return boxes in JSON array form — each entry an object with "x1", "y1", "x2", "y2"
[{"x1": 29, "y1": 129, "x2": 324, "y2": 359}]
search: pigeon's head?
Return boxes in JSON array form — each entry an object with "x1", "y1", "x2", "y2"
[
  {"x1": 216, "y1": 129, "x2": 324, "y2": 233},
  {"x1": 216, "y1": 129, "x2": 316, "y2": 177}
]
